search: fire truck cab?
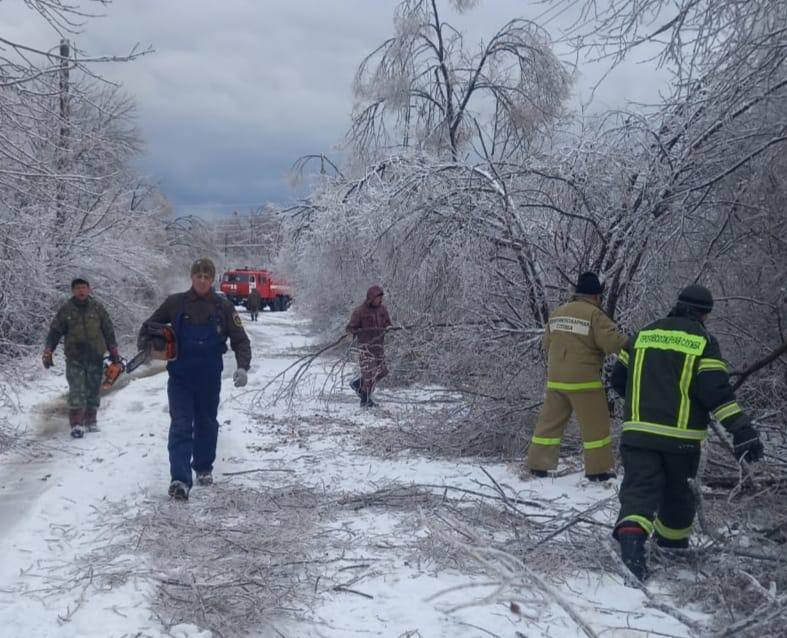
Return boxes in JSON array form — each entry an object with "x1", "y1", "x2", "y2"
[{"x1": 219, "y1": 267, "x2": 292, "y2": 312}]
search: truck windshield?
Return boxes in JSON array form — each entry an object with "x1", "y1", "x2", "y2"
[{"x1": 224, "y1": 273, "x2": 250, "y2": 283}]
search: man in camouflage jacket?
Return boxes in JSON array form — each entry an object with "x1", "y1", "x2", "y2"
[{"x1": 43, "y1": 278, "x2": 119, "y2": 438}]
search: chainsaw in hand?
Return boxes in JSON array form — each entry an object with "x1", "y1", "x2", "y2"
[{"x1": 126, "y1": 322, "x2": 177, "y2": 373}]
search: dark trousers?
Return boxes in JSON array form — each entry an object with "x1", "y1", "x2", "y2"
[
  {"x1": 167, "y1": 371, "x2": 221, "y2": 487},
  {"x1": 616, "y1": 444, "x2": 700, "y2": 546}
]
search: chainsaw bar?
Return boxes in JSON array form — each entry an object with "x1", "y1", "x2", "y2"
[{"x1": 125, "y1": 349, "x2": 149, "y2": 374}]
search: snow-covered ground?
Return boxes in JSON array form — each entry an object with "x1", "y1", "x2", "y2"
[{"x1": 0, "y1": 309, "x2": 705, "y2": 637}]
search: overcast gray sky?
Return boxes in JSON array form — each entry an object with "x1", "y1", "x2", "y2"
[{"x1": 2, "y1": 0, "x2": 668, "y2": 217}]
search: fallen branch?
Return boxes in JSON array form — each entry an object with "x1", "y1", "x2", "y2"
[
  {"x1": 731, "y1": 342, "x2": 787, "y2": 390},
  {"x1": 222, "y1": 468, "x2": 296, "y2": 476},
  {"x1": 333, "y1": 585, "x2": 374, "y2": 599}
]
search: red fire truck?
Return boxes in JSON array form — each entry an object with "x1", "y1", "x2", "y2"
[{"x1": 219, "y1": 268, "x2": 293, "y2": 311}]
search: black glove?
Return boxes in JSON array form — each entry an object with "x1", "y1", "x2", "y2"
[
  {"x1": 138, "y1": 322, "x2": 167, "y2": 352},
  {"x1": 732, "y1": 423, "x2": 764, "y2": 463}
]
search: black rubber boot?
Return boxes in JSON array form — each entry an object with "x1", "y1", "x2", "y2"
[
  {"x1": 653, "y1": 534, "x2": 692, "y2": 563},
  {"x1": 586, "y1": 472, "x2": 617, "y2": 482},
  {"x1": 530, "y1": 469, "x2": 548, "y2": 478},
  {"x1": 616, "y1": 524, "x2": 648, "y2": 581},
  {"x1": 360, "y1": 389, "x2": 377, "y2": 408},
  {"x1": 350, "y1": 378, "x2": 362, "y2": 397},
  {"x1": 655, "y1": 535, "x2": 689, "y2": 549}
]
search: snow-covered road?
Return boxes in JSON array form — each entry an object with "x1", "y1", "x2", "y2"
[{"x1": 0, "y1": 309, "x2": 703, "y2": 637}]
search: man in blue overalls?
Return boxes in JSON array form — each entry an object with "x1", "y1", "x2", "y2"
[{"x1": 139, "y1": 258, "x2": 251, "y2": 500}]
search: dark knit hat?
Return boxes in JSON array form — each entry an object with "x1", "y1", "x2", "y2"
[
  {"x1": 576, "y1": 272, "x2": 604, "y2": 295},
  {"x1": 190, "y1": 257, "x2": 216, "y2": 280},
  {"x1": 677, "y1": 284, "x2": 713, "y2": 313}
]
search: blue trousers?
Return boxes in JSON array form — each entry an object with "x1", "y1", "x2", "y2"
[{"x1": 167, "y1": 370, "x2": 221, "y2": 487}]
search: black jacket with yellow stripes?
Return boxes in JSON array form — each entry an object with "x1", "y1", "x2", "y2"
[{"x1": 610, "y1": 313, "x2": 746, "y2": 453}]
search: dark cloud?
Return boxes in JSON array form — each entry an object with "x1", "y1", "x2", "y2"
[{"x1": 1, "y1": 1, "x2": 670, "y2": 216}]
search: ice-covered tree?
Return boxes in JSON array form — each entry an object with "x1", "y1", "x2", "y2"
[{"x1": 350, "y1": 0, "x2": 570, "y2": 162}]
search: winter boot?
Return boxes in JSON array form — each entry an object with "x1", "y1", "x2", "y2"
[
  {"x1": 168, "y1": 480, "x2": 190, "y2": 501},
  {"x1": 365, "y1": 384, "x2": 379, "y2": 408},
  {"x1": 360, "y1": 390, "x2": 377, "y2": 408},
  {"x1": 350, "y1": 378, "x2": 362, "y2": 398},
  {"x1": 530, "y1": 469, "x2": 549, "y2": 478},
  {"x1": 653, "y1": 534, "x2": 692, "y2": 563},
  {"x1": 655, "y1": 534, "x2": 689, "y2": 550},
  {"x1": 69, "y1": 408, "x2": 85, "y2": 439},
  {"x1": 586, "y1": 472, "x2": 617, "y2": 482},
  {"x1": 84, "y1": 407, "x2": 99, "y2": 433},
  {"x1": 616, "y1": 523, "x2": 649, "y2": 581},
  {"x1": 196, "y1": 471, "x2": 213, "y2": 486}
]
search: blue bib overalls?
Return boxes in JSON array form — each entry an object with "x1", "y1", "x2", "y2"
[{"x1": 167, "y1": 300, "x2": 224, "y2": 487}]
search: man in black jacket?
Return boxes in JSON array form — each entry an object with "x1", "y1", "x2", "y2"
[
  {"x1": 610, "y1": 284, "x2": 763, "y2": 580},
  {"x1": 139, "y1": 258, "x2": 251, "y2": 500}
]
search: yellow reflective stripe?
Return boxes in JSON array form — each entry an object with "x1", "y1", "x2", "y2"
[
  {"x1": 631, "y1": 349, "x2": 645, "y2": 422},
  {"x1": 547, "y1": 381, "x2": 603, "y2": 391},
  {"x1": 677, "y1": 354, "x2": 695, "y2": 429},
  {"x1": 618, "y1": 350, "x2": 630, "y2": 366},
  {"x1": 635, "y1": 329, "x2": 707, "y2": 356},
  {"x1": 621, "y1": 515, "x2": 654, "y2": 535},
  {"x1": 654, "y1": 518, "x2": 692, "y2": 540},
  {"x1": 713, "y1": 401, "x2": 742, "y2": 422},
  {"x1": 583, "y1": 436, "x2": 612, "y2": 450},
  {"x1": 532, "y1": 436, "x2": 561, "y2": 446},
  {"x1": 698, "y1": 358, "x2": 728, "y2": 373},
  {"x1": 623, "y1": 421, "x2": 707, "y2": 441}
]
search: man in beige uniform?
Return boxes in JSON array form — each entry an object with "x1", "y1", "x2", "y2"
[{"x1": 527, "y1": 272, "x2": 628, "y2": 481}]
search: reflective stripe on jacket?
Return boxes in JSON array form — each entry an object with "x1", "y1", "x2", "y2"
[
  {"x1": 544, "y1": 298, "x2": 628, "y2": 390},
  {"x1": 610, "y1": 315, "x2": 745, "y2": 452}
]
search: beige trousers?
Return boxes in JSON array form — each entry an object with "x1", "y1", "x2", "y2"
[{"x1": 527, "y1": 388, "x2": 614, "y2": 475}]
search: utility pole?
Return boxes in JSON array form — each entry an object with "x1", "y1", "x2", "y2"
[{"x1": 55, "y1": 39, "x2": 70, "y2": 236}]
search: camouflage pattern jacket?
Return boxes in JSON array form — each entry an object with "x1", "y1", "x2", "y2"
[{"x1": 45, "y1": 297, "x2": 117, "y2": 362}]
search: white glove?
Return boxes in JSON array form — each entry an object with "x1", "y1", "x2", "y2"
[{"x1": 233, "y1": 368, "x2": 248, "y2": 388}]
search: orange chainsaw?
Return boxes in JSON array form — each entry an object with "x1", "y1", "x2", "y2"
[
  {"x1": 125, "y1": 323, "x2": 177, "y2": 374},
  {"x1": 101, "y1": 356, "x2": 127, "y2": 390}
]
